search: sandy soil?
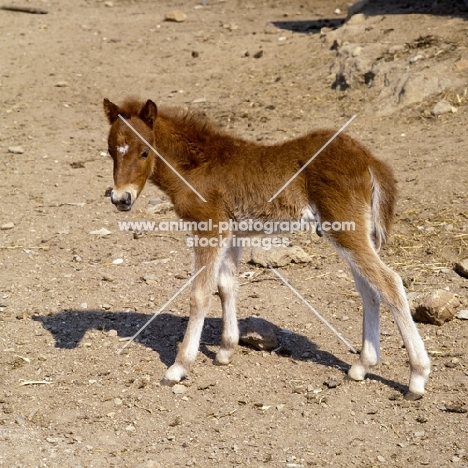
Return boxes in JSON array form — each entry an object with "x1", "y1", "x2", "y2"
[{"x1": 1, "y1": 0, "x2": 468, "y2": 467}]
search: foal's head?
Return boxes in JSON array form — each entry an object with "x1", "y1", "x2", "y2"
[{"x1": 103, "y1": 98, "x2": 157, "y2": 211}]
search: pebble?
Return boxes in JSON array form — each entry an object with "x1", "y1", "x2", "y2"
[
  {"x1": 377, "y1": 455, "x2": 385, "y2": 463},
  {"x1": 114, "y1": 397, "x2": 122, "y2": 405},
  {"x1": 89, "y1": 227, "x2": 112, "y2": 236},
  {"x1": 455, "y1": 59, "x2": 468, "y2": 70},
  {"x1": 55, "y1": 81, "x2": 68, "y2": 87},
  {"x1": 142, "y1": 275, "x2": 159, "y2": 284},
  {"x1": 108, "y1": 329, "x2": 118, "y2": 337},
  {"x1": 104, "y1": 1, "x2": 113, "y2": 6},
  {"x1": 102, "y1": 274, "x2": 115, "y2": 282},
  {"x1": 456, "y1": 310, "x2": 468, "y2": 320},
  {"x1": 431, "y1": 100, "x2": 457, "y2": 116},
  {"x1": 1, "y1": 222, "x2": 14, "y2": 230},
  {"x1": 454, "y1": 258, "x2": 468, "y2": 278},
  {"x1": 172, "y1": 384, "x2": 187, "y2": 395},
  {"x1": 112, "y1": 258, "x2": 123, "y2": 265},
  {"x1": 324, "y1": 376, "x2": 340, "y2": 389},
  {"x1": 165, "y1": 10, "x2": 187, "y2": 22},
  {"x1": 125, "y1": 424, "x2": 135, "y2": 432},
  {"x1": 8, "y1": 146, "x2": 24, "y2": 154}
]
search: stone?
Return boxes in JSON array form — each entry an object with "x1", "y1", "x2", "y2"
[
  {"x1": 102, "y1": 274, "x2": 115, "y2": 282},
  {"x1": 1, "y1": 222, "x2": 14, "y2": 230},
  {"x1": 455, "y1": 59, "x2": 468, "y2": 70},
  {"x1": 431, "y1": 100, "x2": 457, "y2": 116},
  {"x1": 456, "y1": 310, "x2": 468, "y2": 320},
  {"x1": 8, "y1": 146, "x2": 24, "y2": 154},
  {"x1": 165, "y1": 10, "x2": 187, "y2": 22},
  {"x1": 454, "y1": 259, "x2": 468, "y2": 278},
  {"x1": 172, "y1": 384, "x2": 187, "y2": 395},
  {"x1": 89, "y1": 227, "x2": 112, "y2": 236},
  {"x1": 137, "y1": 462, "x2": 162, "y2": 468},
  {"x1": 249, "y1": 245, "x2": 312, "y2": 268},
  {"x1": 142, "y1": 275, "x2": 159, "y2": 285},
  {"x1": 239, "y1": 317, "x2": 278, "y2": 351},
  {"x1": 146, "y1": 201, "x2": 173, "y2": 214},
  {"x1": 412, "y1": 290, "x2": 460, "y2": 326},
  {"x1": 55, "y1": 81, "x2": 68, "y2": 87}
]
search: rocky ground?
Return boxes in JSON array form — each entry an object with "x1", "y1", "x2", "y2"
[{"x1": 1, "y1": 0, "x2": 468, "y2": 467}]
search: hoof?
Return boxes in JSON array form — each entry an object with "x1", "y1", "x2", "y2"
[
  {"x1": 162, "y1": 363, "x2": 186, "y2": 385},
  {"x1": 348, "y1": 363, "x2": 367, "y2": 381},
  {"x1": 214, "y1": 349, "x2": 234, "y2": 366}
]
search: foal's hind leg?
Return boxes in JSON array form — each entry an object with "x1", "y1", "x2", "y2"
[
  {"x1": 215, "y1": 244, "x2": 243, "y2": 365},
  {"x1": 162, "y1": 242, "x2": 224, "y2": 385},
  {"x1": 331, "y1": 233, "x2": 430, "y2": 396},
  {"x1": 347, "y1": 267, "x2": 381, "y2": 382}
]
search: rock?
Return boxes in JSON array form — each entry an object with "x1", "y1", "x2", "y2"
[
  {"x1": 431, "y1": 100, "x2": 457, "y2": 116},
  {"x1": 89, "y1": 227, "x2": 112, "y2": 236},
  {"x1": 253, "y1": 50, "x2": 264, "y2": 59},
  {"x1": 239, "y1": 317, "x2": 278, "y2": 351},
  {"x1": 454, "y1": 259, "x2": 468, "y2": 278},
  {"x1": 142, "y1": 275, "x2": 159, "y2": 285},
  {"x1": 102, "y1": 274, "x2": 115, "y2": 282},
  {"x1": 165, "y1": 10, "x2": 187, "y2": 22},
  {"x1": 412, "y1": 290, "x2": 460, "y2": 326},
  {"x1": 112, "y1": 258, "x2": 123, "y2": 265},
  {"x1": 249, "y1": 245, "x2": 312, "y2": 268},
  {"x1": 324, "y1": 376, "x2": 340, "y2": 389},
  {"x1": 108, "y1": 329, "x2": 118, "y2": 337},
  {"x1": 1, "y1": 222, "x2": 15, "y2": 230},
  {"x1": 8, "y1": 146, "x2": 24, "y2": 154},
  {"x1": 137, "y1": 461, "x2": 161, "y2": 468},
  {"x1": 55, "y1": 81, "x2": 68, "y2": 87},
  {"x1": 146, "y1": 201, "x2": 173, "y2": 214},
  {"x1": 455, "y1": 59, "x2": 468, "y2": 70},
  {"x1": 456, "y1": 310, "x2": 468, "y2": 320},
  {"x1": 172, "y1": 384, "x2": 187, "y2": 395}
]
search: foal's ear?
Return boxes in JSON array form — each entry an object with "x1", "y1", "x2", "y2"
[
  {"x1": 103, "y1": 98, "x2": 120, "y2": 124},
  {"x1": 139, "y1": 100, "x2": 158, "y2": 128}
]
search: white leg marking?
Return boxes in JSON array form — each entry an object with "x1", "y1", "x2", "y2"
[
  {"x1": 215, "y1": 244, "x2": 242, "y2": 365},
  {"x1": 348, "y1": 265, "x2": 380, "y2": 381}
]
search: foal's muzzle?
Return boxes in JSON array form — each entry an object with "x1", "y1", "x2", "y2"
[{"x1": 111, "y1": 190, "x2": 132, "y2": 211}]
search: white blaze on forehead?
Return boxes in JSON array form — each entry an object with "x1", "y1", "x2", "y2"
[{"x1": 117, "y1": 145, "x2": 129, "y2": 155}]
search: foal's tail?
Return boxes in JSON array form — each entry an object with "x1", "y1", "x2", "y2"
[{"x1": 369, "y1": 163, "x2": 397, "y2": 252}]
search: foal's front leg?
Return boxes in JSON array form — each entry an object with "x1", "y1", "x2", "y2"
[
  {"x1": 215, "y1": 244, "x2": 242, "y2": 365},
  {"x1": 162, "y1": 243, "x2": 223, "y2": 385}
]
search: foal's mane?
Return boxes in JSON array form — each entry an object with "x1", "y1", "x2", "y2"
[{"x1": 119, "y1": 96, "x2": 237, "y2": 145}]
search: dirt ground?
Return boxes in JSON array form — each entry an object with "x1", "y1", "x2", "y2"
[{"x1": 1, "y1": 0, "x2": 468, "y2": 467}]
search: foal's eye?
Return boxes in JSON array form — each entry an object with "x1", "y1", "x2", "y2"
[{"x1": 141, "y1": 148, "x2": 150, "y2": 159}]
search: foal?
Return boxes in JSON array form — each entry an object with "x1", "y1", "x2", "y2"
[{"x1": 103, "y1": 97, "x2": 430, "y2": 397}]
